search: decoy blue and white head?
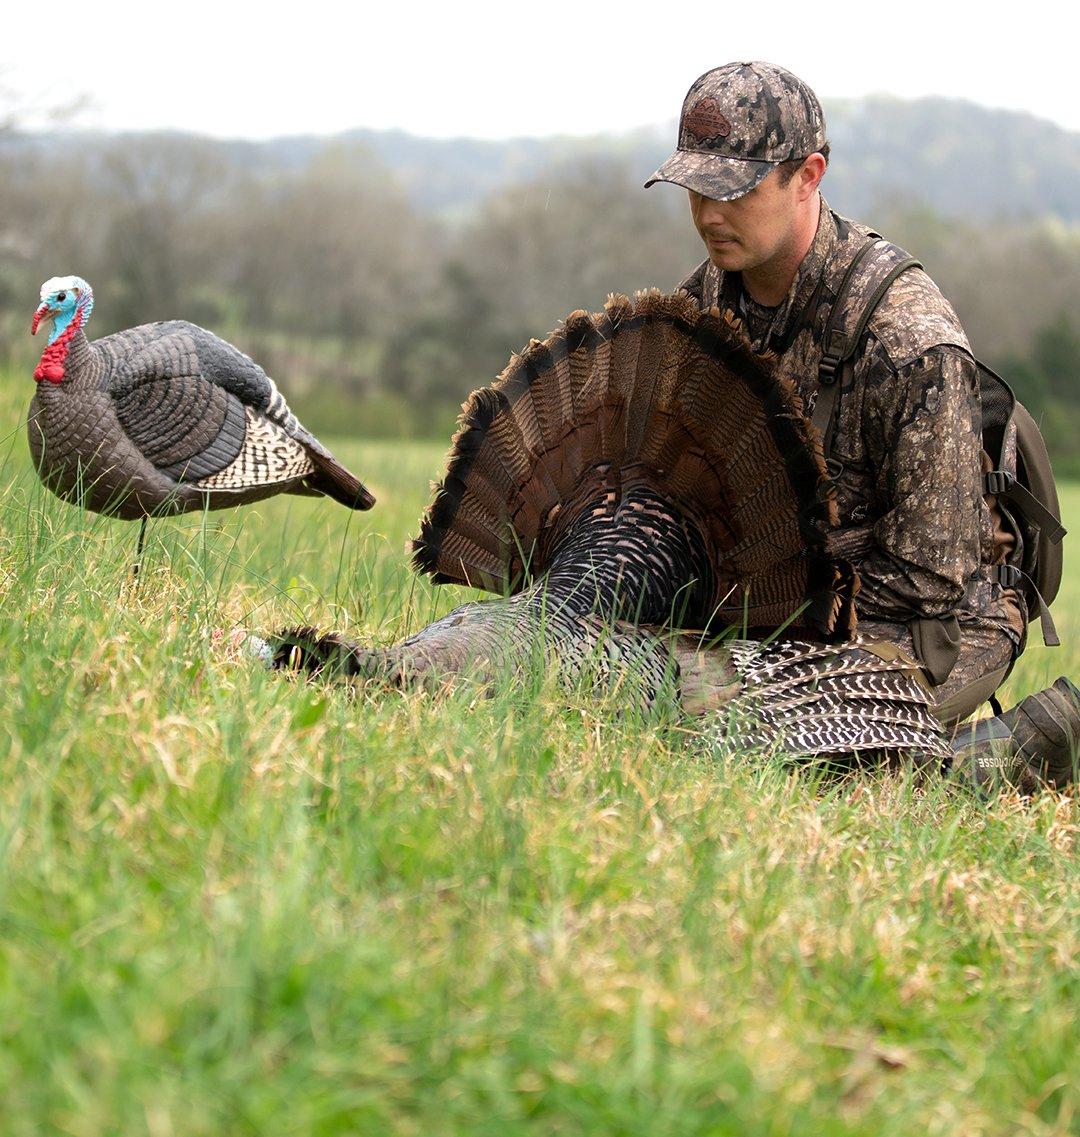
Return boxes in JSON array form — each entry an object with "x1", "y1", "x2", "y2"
[{"x1": 32, "y1": 276, "x2": 94, "y2": 344}]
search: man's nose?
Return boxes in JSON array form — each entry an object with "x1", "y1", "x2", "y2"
[{"x1": 692, "y1": 191, "x2": 726, "y2": 225}]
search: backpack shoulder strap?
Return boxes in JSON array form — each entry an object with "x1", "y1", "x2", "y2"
[{"x1": 811, "y1": 239, "x2": 923, "y2": 453}]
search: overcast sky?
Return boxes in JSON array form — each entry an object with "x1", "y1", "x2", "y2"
[{"x1": 5, "y1": 0, "x2": 1078, "y2": 140}]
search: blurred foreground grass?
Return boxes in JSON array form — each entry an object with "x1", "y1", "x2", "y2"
[{"x1": 0, "y1": 371, "x2": 1078, "y2": 1136}]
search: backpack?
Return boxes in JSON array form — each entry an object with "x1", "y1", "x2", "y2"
[{"x1": 809, "y1": 237, "x2": 1067, "y2": 649}]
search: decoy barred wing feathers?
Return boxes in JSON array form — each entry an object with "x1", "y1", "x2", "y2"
[
  {"x1": 99, "y1": 321, "x2": 374, "y2": 508},
  {"x1": 110, "y1": 321, "x2": 303, "y2": 435},
  {"x1": 28, "y1": 277, "x2": 374, "y2": 517},
  {"x1": 107, "y1": 322, "x2": 339, "y2": 490}
]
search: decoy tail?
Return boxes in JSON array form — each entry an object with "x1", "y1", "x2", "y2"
[{"x1": 305, "y1": 448, "x2": 376, "y2": 510}]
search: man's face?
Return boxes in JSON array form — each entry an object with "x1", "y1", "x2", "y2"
[{"x1": 688, "y1": 166, "x2": 805, "y2": 274}]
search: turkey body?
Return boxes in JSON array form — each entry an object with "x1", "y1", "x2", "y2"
[
  {"x1": 269, "y1": 291, "x2": 951, "y2": 766},
  {"x1": 273, "y1": 480, "x2": 949, "y2": 765},
  {"x1": 28, "y1": 320, "x2": 373, "y2": 519}
]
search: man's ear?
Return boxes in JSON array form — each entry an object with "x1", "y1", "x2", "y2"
[{"x1": 798, "y1": 153, "x2": 827, "y2": 201}]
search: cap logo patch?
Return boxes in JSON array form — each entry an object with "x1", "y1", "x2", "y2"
[{"x1": 683, "y1": 97, "x2": 732, "y2": 143}]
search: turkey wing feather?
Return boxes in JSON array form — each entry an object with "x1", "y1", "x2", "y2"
[
  {"x1": 111, "y1": 366, "x2": 249, "y2": 482},
  {"x1": 106, "y1": 323, "x2": 311, "y2": 484}
]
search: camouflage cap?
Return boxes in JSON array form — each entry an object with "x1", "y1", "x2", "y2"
[{"x1": 645, "y1": 62, "x2": 827, "y2": 200}]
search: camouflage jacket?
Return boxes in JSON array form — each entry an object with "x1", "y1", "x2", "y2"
[{"x1": 678, "y1": 200, "x2": 1022, "y2": 645}]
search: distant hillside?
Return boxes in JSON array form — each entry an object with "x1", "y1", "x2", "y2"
[
  {"x1": 6, "y1": 95, "x2": 1080, "y2": 222},
  {"x1": 324, "y1": 100, "x2": 1080, "y2": 223},
  {"x1": 823, "y1": 96, "x2": 1080, "y2": 222}
]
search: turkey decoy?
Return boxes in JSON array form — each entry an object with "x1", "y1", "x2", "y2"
[
  {"x1": 28, "y1": 275, "x2": 374, "y2": 568},
  {"x1": 265, "y1": 291, "x2": 953, "y2": 767}
]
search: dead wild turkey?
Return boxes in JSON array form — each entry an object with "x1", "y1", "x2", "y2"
[
  {"x1": 27, "y1": 275, "x2": 374, "y2": 522},
  {"x1": 267, "y1": 291, "x2": 950, "y2": 765}
]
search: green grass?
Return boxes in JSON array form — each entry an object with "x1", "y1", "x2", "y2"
[{"x1": 1, "y1": 369, "x2": 1078, "y2": 1136}]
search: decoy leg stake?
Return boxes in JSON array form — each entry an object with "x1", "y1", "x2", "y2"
[{"x1": 133, "y1": 517, "x2": 147, "y2": 581}]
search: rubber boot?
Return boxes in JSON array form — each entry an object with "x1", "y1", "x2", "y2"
[{"x1": 950, "y1": 677, "x2": 1080, "y2": 794}]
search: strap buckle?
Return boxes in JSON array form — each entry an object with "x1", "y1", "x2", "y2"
[
  {"x1": 819, "y1": 353, "x2": 842, "y2": 385},
  {"x1": 983, "y1": 469, "x2": 1014, "y2": 496},
  {"x1": 993, "y1": 563, "x2": 1023, "y2": 589},
  {"x1": 990, "y1": 563, "x2": 1061, "y2": 647}
]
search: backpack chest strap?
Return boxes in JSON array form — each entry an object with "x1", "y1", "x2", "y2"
[{"x1": 811, "y1": 238, "x2": 922, "y2": 459}]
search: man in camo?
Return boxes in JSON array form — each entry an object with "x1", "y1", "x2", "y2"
[{"x1": 645, "y1": 61, "x2": 1078, "y2": 788}]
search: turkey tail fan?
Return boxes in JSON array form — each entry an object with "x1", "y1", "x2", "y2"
[
  {"x1": 304, "y1": 447, "x2": 376, "y2": 510},
  {"x1": 412, "y1": 290, "x2": 857, "y2": 640}
]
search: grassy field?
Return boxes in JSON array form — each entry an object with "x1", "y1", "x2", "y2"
[{"x1": 1, "y1": 368, "x2": 1078, "y2": 1136}]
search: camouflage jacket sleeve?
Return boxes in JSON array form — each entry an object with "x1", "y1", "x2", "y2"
[{"x1": 852, "y1": 345, "x2": 983, "y2": 620}]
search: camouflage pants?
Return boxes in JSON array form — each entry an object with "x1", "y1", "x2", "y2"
[{"x1": 858, "y1": 618, "x2": 1018, "y2": 730}]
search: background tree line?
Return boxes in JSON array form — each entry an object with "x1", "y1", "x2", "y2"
[{"x1": 2, "y1": 105, "x2": 1080, "y2": 468}]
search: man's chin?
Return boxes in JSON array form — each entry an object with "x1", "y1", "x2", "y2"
[
  {"x1": 707, "y1": 245, "x2": 745, "y2": 270},
  {"x1": 704, "y1": 237, "x2": 750, "y2": 266}
]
